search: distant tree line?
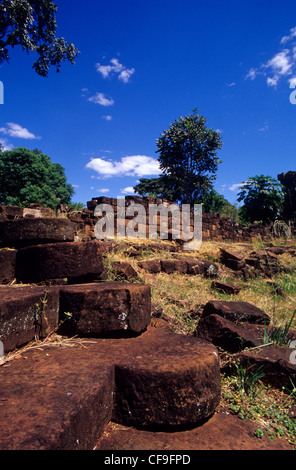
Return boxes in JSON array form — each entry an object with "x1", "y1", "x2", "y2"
[
  {"x1": 0, "y1": 116, "x2": 295, "y2": 226},
  {"x1": 134, "y1": 110, "x2": 296, "y2": 226},
  {"x1": 0, "y1": 146, "x2": 82, "y2": 210}
]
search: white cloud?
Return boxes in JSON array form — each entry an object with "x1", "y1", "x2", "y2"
[
  {"x1": 258, "y1": 123, "x2": 269, "y2": 132},
  {"x1": 97, "y1": 188, "x2": 110, "y2": 193},
  {"x1": 0, "y1": 138, "x2": 13, "y2": 150},
  {"x1": 88, "y1": 92, "x2": 114, "y2": 106},
  {"x1": 280, "y1": 26, "x2": 296, "y2": 44},
  {"x1": 102, "y1": 115, "x2": 112, "y2": 121},
  {"x1": 118, "y1": 69, "x2": 135, "y2": 83},
  {"x1": 266, "y1": 49, "x2": 293, "y2": 75},
  {"x1": 289, "y1": 77, "x2": 296, "y2": 87},
  {"x1": 0, "y1": 122, "x2": 40, "y2": 139},
  {"x1": 121, "y1": 186, "x2": 136, "y2": 195},
  {"x1": 267, "y1": 76, "x2": 279, "y2": 87},
  {"x1": 246, "y1": 68, "x2": 257, "y2": 80},
  {"x1": 118, "y1": 155, "x2": 160, "y2": 177},
  {"x1": 96, "y1": 58, "x2": 135, "y2": 83},
  {"x1": 81, "y1": 88, "x2": 89, "y2": 97},
  {"x1": 229, "y1": 183, "x2": 245, "y2": 192},
  {"x1": 246, "y1": 29, "x2": 296, "y2": 87},
  {"x1": 86, "y1": 155, "x2": 160, "y2": 179}
]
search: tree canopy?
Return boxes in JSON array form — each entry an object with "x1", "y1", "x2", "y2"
[
  {"x1": 0, "y1": 0, "x2": 79, "y2": 76},
  {"x1": 196, "y1": 189, "x2": 238, "y2": 221},
  {"x1": 134, "y1": 109, "x2": 223, "y2": 204},
  {"x1": 133, "y1": 174, "x2": 195, "y2": 202},
  {"x1": 237, "y1": 175, "x2": 285, "y2": 224},
  {"x1": 0, "y1": 147, "x2": 75, "y2": 209}
]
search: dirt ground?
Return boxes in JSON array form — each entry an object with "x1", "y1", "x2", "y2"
[{"x1": 95, "y1": 407, "x2": 294, "y2": 451}]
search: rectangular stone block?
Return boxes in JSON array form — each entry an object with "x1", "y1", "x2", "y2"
[
  {"x1": 0, "y1": 218, "x2": 76, "y2": 248},
  {"x1": 0, "y1": 286, "x2": 60, "y2": 352},
  {"x1": 16, "y1": 241, "x2": 105, "y2": 284},
  {"x1": 58, "y1": 282, "x2": 151, "y2": 336},
  {"x1": 0, "y1": 342, "x2": 114, "y2": 450},
  {"x1": 0, "y1": 206, "x2": 24, "y2": 219},
  {"x1": 138, "y1": 259, "x2": 162, "y2": 273},
  {"x1": 0, "y1": 248, "x2": 16, "y2": 284},
  {"x1": 23, "y1": 208, "x2": 41, "y2": 218}
]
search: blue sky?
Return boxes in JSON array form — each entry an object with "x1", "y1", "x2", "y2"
[{"x1": 1, "y1": 0, "x2": 296, "y2": 207}]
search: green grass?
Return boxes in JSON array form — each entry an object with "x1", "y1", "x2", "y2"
[
  {"x1": 264, "y1": 310, "x2": 296, "y2": 347},
  {"x1": 221, "y1": 373, "x2": 296, "y2": 446},
  {"x1": 102, "y1": 237, "x2": 296, "y2": 447}
]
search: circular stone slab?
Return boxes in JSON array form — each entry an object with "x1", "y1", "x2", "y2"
[
  {"x1": 112, "y1": 327, "x2": 221, "y2": 428},
  {"x1": 0, "y1": 324, "x2": 221, "y2": 449}
]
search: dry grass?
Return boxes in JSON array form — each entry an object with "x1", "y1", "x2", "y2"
[
  {"x1": 104, "y1": 237, "x2": 296, "y2": 335},
  {"x1": 0, "y1": 333, "x2": 96, "y2": 367}
]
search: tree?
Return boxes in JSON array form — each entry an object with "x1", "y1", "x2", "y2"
[
  {"x1": 197, "y1": 189, "x2": 226, "y2": 213},
  {"x1": 195, "y1": 189, "x2": 238, "y2": 220},
  {"x1": 134, "y1": 174, "x2": 190, "y2": 202},
  {"x1": 154, "y1": 109, "x2": 223, "y2": 204},
  {"x1": 237, "y1": 175, "x2": 285, "y2": 224},
  {"x1": 0, "y1": 147, "x2": 74, "y2": 209},
  {"x1": 0, "y1": 0, "x2": 79, "y2": 76}
]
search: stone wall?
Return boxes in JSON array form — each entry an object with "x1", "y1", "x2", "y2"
[
  {"x1": 0, "y1": 197, "x2": 273, "y2": 245},
  {"x1": 85, "y1": 196, "x2": 272, "y2": 243},
  {"x1": 278, "y1": 171, "x2": 296, "y2": 221}
]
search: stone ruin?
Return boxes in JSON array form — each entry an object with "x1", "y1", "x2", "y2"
[
  {"x1": 85, "y1": 196, "x2": 273, "y2": 243},
  {"x1": 0, "y1": 198, "x2": 295, "y2": 450},
  {"x1": 0, "y1": 206, "x2": 221, "y2": 449},
  {"x1": 278, "y1": 171, "x2": 296, "y2": 221}
]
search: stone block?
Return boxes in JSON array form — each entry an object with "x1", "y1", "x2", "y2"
[
  {"x1": 0, "y1": 218, "x2": 75, "y2": 248},
  {"x1": 58, "y1": 282, "x2": 151, "y2": 336},
  {"x1": 0, "y1": 206, "x2": 24, "y2": 219},
  {"x1": 220, "y1": 249, "x2": 245, "y2": 262},
  {"x1": 211, "y1": 281, "x2": 241, "y2": 295},
  {"x1": 0, "y1": 325, "x2": 221, "y2": 449},
  {"x1": 111, "y1": 261, "x2": 139, "y2": 281},
  {"x1": 237, "y1": 346, "x2": 296, "y2": 389},
  {"x1": 113, "y1": 328, "x2": 221, "y2": 428},
  {"x1": 23, "y1": 208, "x2": 41, "y2": 218},
  {"x1": 160, "y1": 259, "x2": 178, "y2": 274},
  {"x1": 0, "y1": 342, "x2": 114, "y2": 450},
  {"x1": 195, "y1": 314, "x2": 264, "y2": 353},
  {"x1": 159, "y1": 259, "x2": 188, "y2": 274},
  {"x1": 138, "y1": 259, "x2": 162, "y2": 273},
  {"x1": 16, "y1": 241, "x2": 104, "y2": 284},
  {"x1": 0, "y1": 285, "x2": 60, "y2": 352},
  {"x1": 202, "y1": 300, "x2": 270, "y2": 325},
  {"x1": 0, "y1": 248, "x2": 16, "y2": 284}
]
